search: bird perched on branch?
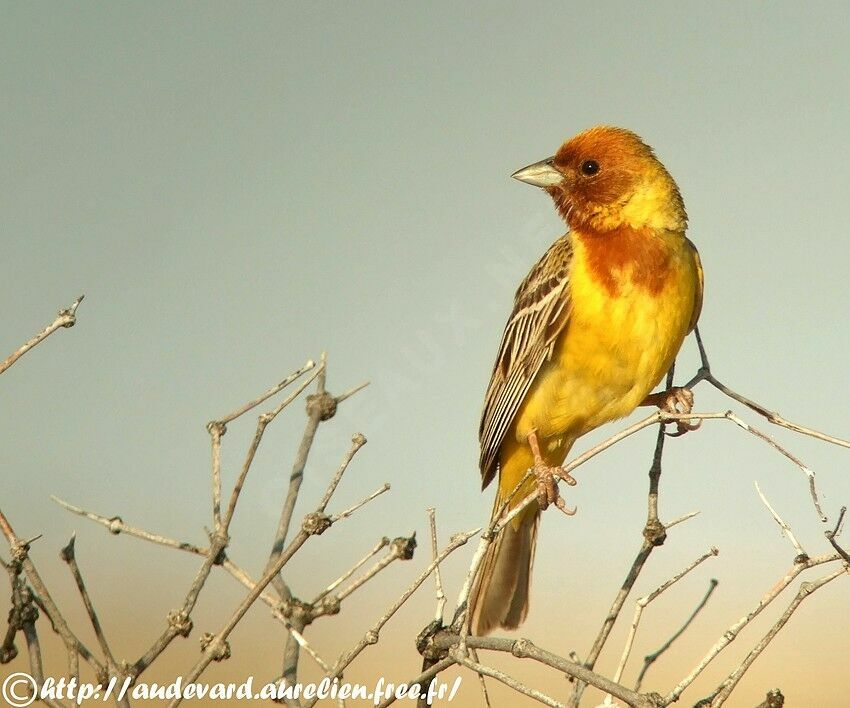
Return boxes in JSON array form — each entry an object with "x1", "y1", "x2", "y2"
[{"x1": 469, "y1": 126, "x2": 703, "y2": 635}]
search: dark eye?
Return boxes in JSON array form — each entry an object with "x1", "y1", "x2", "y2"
[{"x1": 580, "y1": 159, "x2": 600, "y2": 176}]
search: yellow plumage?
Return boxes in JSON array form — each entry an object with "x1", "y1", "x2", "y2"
[{"x1": 470, "y1": 126, "x2": 703, "y2": 635}]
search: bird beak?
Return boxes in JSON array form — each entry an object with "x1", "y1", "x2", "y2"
[{"x1": 511, "y1": 157, "x2": 563, "y2": 188}]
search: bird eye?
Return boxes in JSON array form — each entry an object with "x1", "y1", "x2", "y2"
[{"x1": 580, "y1": 160, "x2": 600, "y2": 176}]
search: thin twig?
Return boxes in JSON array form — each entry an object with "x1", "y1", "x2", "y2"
[
  {"x1": 469, "y1": 648, "x2": 493, "y2": 708},
  {"x1": 699, "y1": 566, "x2": 847, "y2": 706},
  {"x1": 427, "y1": 508, "x2": 447, "y2": 623},
  {"x1": 51, "y1": 496, "x2": 206, "y2": 554},
  {"x1": 307, "y1": 528, "x2": 480, "y2": 708},
  {"x1": 223, "y1": 363, "x2": 328, "y2": 530},
  {"x1": 634, "y1": 579, "x2": 719, "y2": 691},
  {"x1": 689, "y1": 326, "x2": 850, "y2": 450},
  {"x1": 0, "y1": 295, "x2": 84, "y2": 376},
  {"x1": 316, "y1": 434, "x2": 368, "y2": 513},
  {"x1": 312, "y1": 536, "x2": 390, "y2": 603},
  {"x1": 171, "y1": 526, "x2": 316, "y2": 705},
  {"x1": 60, "y1": 535, "x2": 118, "y2": 671},
  {"x1": 824, "y1": 506, "x2": 850, "y2": 565},
  {"x1": 215, "y1": 359, "x2": 317, "y2": 425},
  {"x1": 335, "y1": 535, "x2": 416, "y2": 604},
  {"x1": 374, "y1": 657, "x2": 456, "y2": 708},
  {"x1": 428, "y1": 633, "x2": 663, "y2": 708},
  {"x1": 607, "y1": 547, "x2": 718, "y2": 701},
  {"x1": 0, "y1": 510, "x2": 104, "y2": 680},
  {"x1": 455, "y1": 653, "x2": 562, "y2": 707},
  {"x1": 665, "y1": 553, "x2": 843, "y2": 703},
  {"x1": 170, "y1": 450, "x2": 383, "y2": 707},
  {"x1": 22, "y1": 618, "x2": 70, "y2": 708},
  {"x1": 569, "y1": 392, "x2": 672, "y2": 708},
  {"x1": 51, "y1": 495, "x2": 334, "y2": 675},
  {"x1": 329, "y1": 483, "x2": 390, "y2": 524},
  {"x1": 754, "y1": 482, "x2": 807, "y2": 558},
  {"x1": 266, "y1": 354, "x2": 329, "y2": 599}
]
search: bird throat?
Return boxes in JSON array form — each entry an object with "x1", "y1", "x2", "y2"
[{"x1": 574, "y1": 226, "x2": 675, "y2": 297}]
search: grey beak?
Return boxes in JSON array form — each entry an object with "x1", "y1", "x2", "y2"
[{"x1": 511, "y1": 157, "x2": 563, "y2": 188}]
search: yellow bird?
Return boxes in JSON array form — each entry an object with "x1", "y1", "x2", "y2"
[{"x1": 469, "y1": 126, "x2": 703, "y2": 635}]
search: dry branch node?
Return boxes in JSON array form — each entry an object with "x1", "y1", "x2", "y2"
[
  {"x1": 302, "y1": 512, "x2": 332, "y2": 536},
  {"x1": 315, "y1": 595, "x2": 340, "y2": 617},
  {"x1": 415, "y1": 619, "x2": 445, "y2": 661},
  {"x1": 167, "y1": 610, "x2": 193, "y2": 638},
  {"x1": 199, "y1": 632, "x2": 231, "y2": 661},
  {"x1": 758, "y1": 688, "x2": 785, "y2": 708},
  {"x1": 511, "y1": 637, "x2": 532, "y2": 659},
  {"x1": 0, "y1": 643, "x2": 16, "y2": 663},
  {"x1": 306, "y1": 391, "x2": 337, "y2": 421},
  {"x1": 643, "y1": 518, "x2": 667, "y2": 547},
  {"x1": 390, "y1": 534, "x2": 417, "y2": 560},
  {"x1": 205, "y1": 420, "x2": 227, "y2": 437},
  {"x1": 281, "y1": 598, "x2": 312, "y2": 621}
]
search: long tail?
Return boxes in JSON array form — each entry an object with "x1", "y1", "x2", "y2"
[
  {"x1": 469, "y1": 440, "x2": 540, "y2": 636},
  {"x1": 468, "y1": 496, "x2": 539, "y2": 635}
]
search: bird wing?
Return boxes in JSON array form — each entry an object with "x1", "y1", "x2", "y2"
[
  {"x1": 479, "y1": 235, "x2": 573, "y2": 488},
  {"x1": 687, "y1": 238, "x2": 704, "y2": 333}
]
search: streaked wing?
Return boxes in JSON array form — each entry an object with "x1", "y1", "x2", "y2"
[{"x1": 479, "y1": 235, "x2": 573, "y2": 488}]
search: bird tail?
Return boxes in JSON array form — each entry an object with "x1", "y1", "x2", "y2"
[{"x1": 468, "y1": 478, "x2": 539, "y2": 636}]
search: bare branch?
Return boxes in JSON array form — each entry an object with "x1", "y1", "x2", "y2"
[
  {"x1": 335, "y1": 534, "x2": 416, "y2": 604},
  {"x1": 608, "y1": 547, "x2": 718, "y2": 694},
  {"x1": 455, "y1": 652, "x2": 562, "y2": 707},
  {"x1": 374, "y1": 657, "x2": 456, "y2": 708},
  {"x1": 427, "y1": 508, "x2": 447, "y2": 623},
  {"x1": 170, "y1": 440, "x2": 381, "y2": 707},
  {"x1": 223, "y1": 362, "x2": 328, "y2": 530},
  {"x1": 428, "y1": 633, "x2": 664, "y2": 708},
  {"x1": 568, "y1": 403, "x2": 672, "y2": 708},
  {"x1": 265, "y1": 354, "x2": 329, "y2": 599},
  {"x1": 60, "y1": 535, "x2": 118, "y2": 671},
  {"x1": 51, "y1": 496, "x2": 206, "y2": 555},
  {"x1": 754, "y1": 482, "x2": 807, "y2": 558},
  {"x1": 312, "y1": 536, "x2": 390, "y2": 604},
  {"x1": 666, "y1": 554, "x2": 844, "y2": 703},
  {"x1": 214, "y1": 359, "x2": 317, "y2": 426},
  {"x1": 690, "y1": 326, "x2": 850, "y2": 450},
  {"x1": 824, "y1": 506, "x2": 850, "y2": 565},
  {"x1": 329, "y1": 482, "x2": 390, "y2": 524},
  {"x1": 308, "y1": 528, "x2": 480, "y2": 708},
  {"x1": 634, "y1": 578, "x2": 719, "y2": 691},
  {"x1": 316, "y1": 434, "x2": 369, "y2": 513},
  {"x1": 699, "y1": 566, "x2": 847, "y2": 706},
  {"x1": 0, "y1": 509, "x2": 104, "y2": 681},
  {"x1": 0, "y1": 295, "x2": 84, "y2": 376},
  {"x1": 205, "y1": 362, "x2": 321, "y2": 533}
]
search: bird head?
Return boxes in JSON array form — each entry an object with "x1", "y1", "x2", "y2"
[{"x1": 512, "y1": 126, "x2": 687, "y2": 234}]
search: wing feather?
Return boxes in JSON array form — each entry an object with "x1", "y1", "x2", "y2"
[
  {"x1": 479, "y1": 235, "x2": 573, "y2": 488},
  {"x1": 687, "y1": 238, "x2": 704, "y2": 333}
]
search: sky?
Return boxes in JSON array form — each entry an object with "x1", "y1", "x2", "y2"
[{"x1": 2, "y1": 2, "x2": 850, "y2": 707}]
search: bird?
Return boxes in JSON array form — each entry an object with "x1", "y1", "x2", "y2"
[{"x1": 468, "y1": 126, "x2": 703, "y2": 636}]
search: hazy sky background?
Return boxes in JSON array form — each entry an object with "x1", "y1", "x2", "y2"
[{"x1": 2, "y1": 3, "x2": 850, "y2": 706}]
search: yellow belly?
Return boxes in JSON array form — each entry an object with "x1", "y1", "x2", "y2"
[{"x1": 511, "y1": 233, "x2": 699, "y2": 458}]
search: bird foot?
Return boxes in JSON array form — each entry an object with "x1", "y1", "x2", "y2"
[
  {"x1": 645, "y1": 386, "x2": 700, "y2": 435},
  {"x1": 534, "y1": 463, "x2": 577, "y2": 516},
  {"x1": 526, "y1": 430, "x2": 578, "y2": 516}
]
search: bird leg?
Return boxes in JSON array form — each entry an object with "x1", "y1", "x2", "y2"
[
  {"x1": 641, "y1": 386, "x2": 700, "y2": 435},
  {"x1": 527, "y1": 431, "x2": 577, "y2": 516}
]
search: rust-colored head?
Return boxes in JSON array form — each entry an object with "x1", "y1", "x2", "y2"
[{"x1": 512, "y1": 126, "x2": 686, "y2": 234}]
